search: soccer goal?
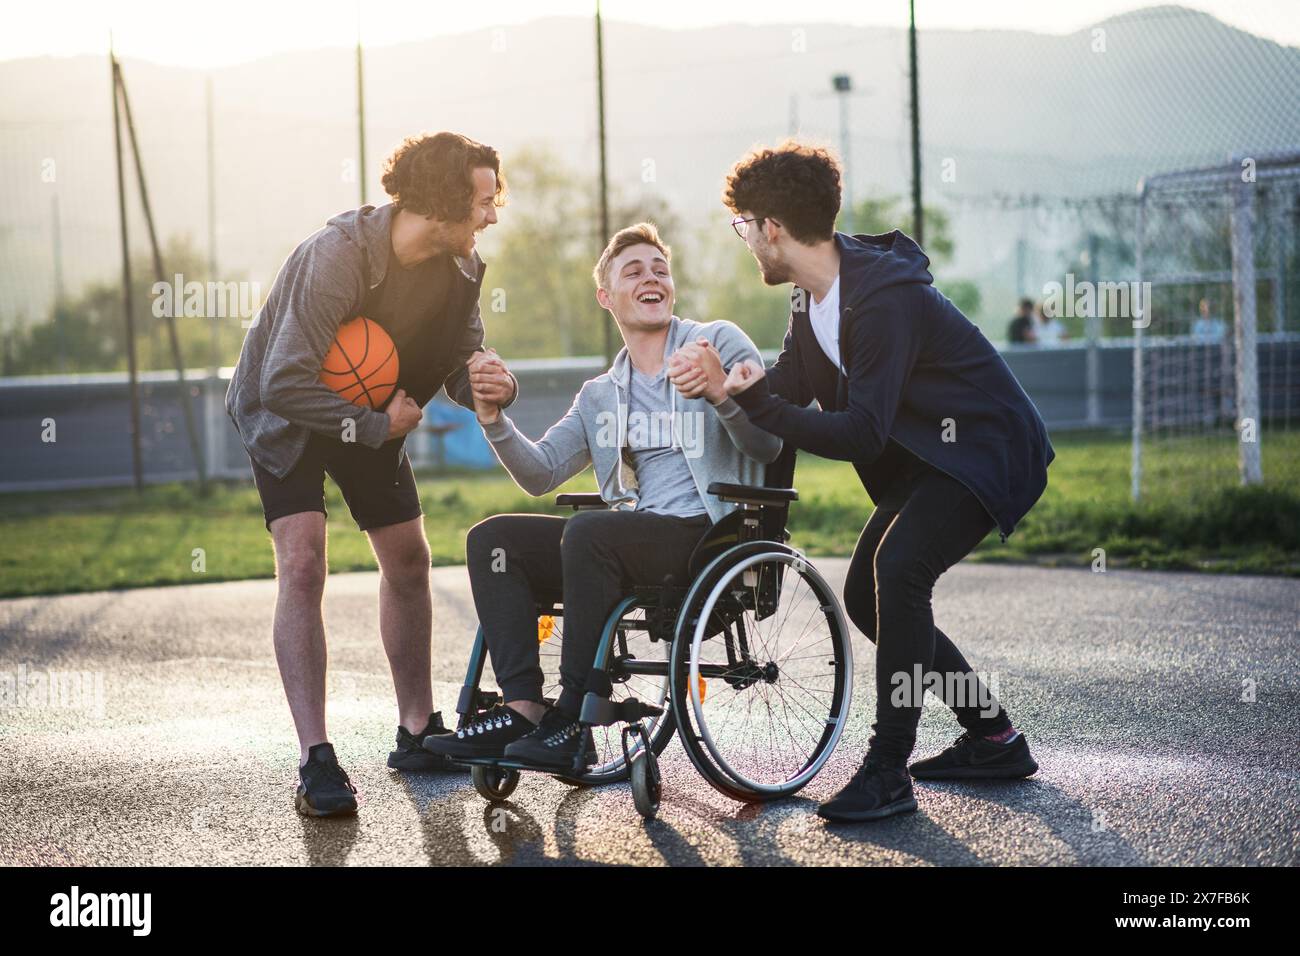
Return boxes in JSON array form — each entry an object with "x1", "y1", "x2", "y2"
[{"x1": 1131, "y1": 152, "x2": 1300, "y2": 502}]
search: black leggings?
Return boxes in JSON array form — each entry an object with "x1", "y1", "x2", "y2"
[
  {"x1": 465, "y1": 510, "x2": 712, "y2": 717},
  {"x1": 843, "y1": 460, "x2": 1012, "y2": 766}
]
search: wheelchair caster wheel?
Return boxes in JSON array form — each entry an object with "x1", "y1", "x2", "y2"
[
  {"x1": 630, "y1": 751, "x2": 661, "y2": 820},
  {"x1": 472, "y1": 765, "x2": 519, "y2": 801}
]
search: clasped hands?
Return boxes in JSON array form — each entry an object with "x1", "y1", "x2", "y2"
[
  {"x1": 666, "y1": 338, "x2": 764, "y2": 404},
  {"x1": 467, "y1": 348, "x2": 515, "y2": 424},
  {"x1": 467, "y1": 339, "x2": 761, "y2": 425}
]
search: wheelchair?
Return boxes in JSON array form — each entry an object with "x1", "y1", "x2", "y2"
[{"x1": 453, "y1": 448, "x2": 853, "y2": 820}]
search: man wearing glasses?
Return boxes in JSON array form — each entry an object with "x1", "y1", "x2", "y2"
[{"x1": 668, "y1": 140, "x2": 1055, "y2": 823}]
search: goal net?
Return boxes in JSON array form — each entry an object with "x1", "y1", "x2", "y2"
[{"x1": 1131, "y1": 152, "x2": 1300, "y2": 502}]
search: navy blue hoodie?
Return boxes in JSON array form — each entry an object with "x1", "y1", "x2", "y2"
[{"x1": 732, "y1": 231, "x2": 1055, "y2": 539}]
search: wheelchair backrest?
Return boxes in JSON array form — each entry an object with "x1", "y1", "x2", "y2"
[
  {"x1": 758, "y1": 444, "x2": 798, "y2": 541},
  {"x1": 686, "y1": 445, "x2": 798, "y2": 578},
  {"x1": 763, "y1": 443, "x2": 798, "y2": 491}
]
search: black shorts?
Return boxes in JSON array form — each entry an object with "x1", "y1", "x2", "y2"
[{"x1": 249, "y1": 432, "x2": 423, "y2": 532}]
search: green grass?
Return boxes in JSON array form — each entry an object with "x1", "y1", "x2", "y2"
[
  {"x1": 1, "y1": 430, "x2": 1297, "y2": 598},
  {"x1": 787, "y1": 428, "x2": 1300, "y2": 576}
]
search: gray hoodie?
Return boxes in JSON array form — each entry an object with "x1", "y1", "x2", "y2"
[
  {"x1": 225, "y1": 203, "x2": 509, "y2": 479},
  {"x1": 481, "y1": 315, "x2": 782, "y2": 524}
]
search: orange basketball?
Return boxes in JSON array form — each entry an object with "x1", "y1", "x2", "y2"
[{"x1": 319, "y1": 316, "x2": 399, "y2": 410}]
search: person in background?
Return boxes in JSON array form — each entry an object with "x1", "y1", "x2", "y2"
[
  {"x1": 1192, "y1": 297, "x2": 1226, "y2": 343},
  {"x1": 1007, "y1": 297, "x2": 1037, "y2": 345},
  {"x1": 1034, "y1": 301, "x2": 1068, "y2": 345}
]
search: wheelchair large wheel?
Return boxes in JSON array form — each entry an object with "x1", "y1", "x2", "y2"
[
  {"x1": 669, "y1": 545, "x2": 852, "y2": 802},
  {"x1": 539, "y1": 597, "x2": 676, "y2": 785}
]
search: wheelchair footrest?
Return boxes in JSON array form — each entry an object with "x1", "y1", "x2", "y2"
[
  {"x1": 579, "y1": 691, "x2": 664, "y2": 728},
  {"x1": 457, "y1": 686, "x2": 502, "y2": 719}
]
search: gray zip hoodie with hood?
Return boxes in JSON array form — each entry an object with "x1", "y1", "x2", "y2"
[
  {"x1": 225, "y1": 203, "x2": 512, "y2": 479},
  {"x1": 480, "y1": 315, "x2": 782, "y2": 524}
]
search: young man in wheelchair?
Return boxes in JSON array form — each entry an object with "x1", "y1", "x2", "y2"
[{"x1": 422, "y1": 222, "x2": 782, "y2": 771}]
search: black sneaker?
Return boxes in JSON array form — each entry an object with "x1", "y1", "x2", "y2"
[
  {"x1": 908, "y1": 730, "x2": 1039, "y2": 780},
  {"x1": 422, "y1": 704, "x2": 536, "y2": 760},
  {"x1": 387, "y1": 711, "x2": 463, "y2": 771},
  {"x1": 817, "y1": 757, "x2": 918, "y2": 822},
  {"x1": 296, "y1": 742, "x2": 358, "y2": 817},
  {"x1": 502, "y1": 708, "x2": 596, "y2": 771}
]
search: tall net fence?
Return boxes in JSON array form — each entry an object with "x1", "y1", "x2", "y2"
[
  {"x1": 4, "y1": 6, "x2": 1298, "y2": 371},
  {"x1": 1, "y1": 6, "x2": 1298, "y2": 491}
]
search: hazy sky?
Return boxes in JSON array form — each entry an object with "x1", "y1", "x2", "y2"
[{"x1": 4, "y1": 0, "x2": 1297, "y2": 66}]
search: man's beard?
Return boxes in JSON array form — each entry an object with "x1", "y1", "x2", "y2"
[
  {"x1": 755, "y1": 248, "x2": 790, "y2": 286},
  {"x1": 450, "y1": 227, "x2": 476, "y2": 258},
  {"x1": 427, "y1": 220, "x2": 475, "y2": 258}
]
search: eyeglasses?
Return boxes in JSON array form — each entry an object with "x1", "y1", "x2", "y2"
[{"x1": 731, "y1": 215, "x2": 765, "y2": 239}]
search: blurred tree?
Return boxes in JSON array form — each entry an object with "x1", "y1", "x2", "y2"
[
  {"x1": 839, "y1": 195, "x2": 954, "y2": 262},
  {"x1": 837, "y1": 194, "x2": 990, "y2": 322},
  {"x1": 691, "y1": 225, "x2": 792, "y2": 352},
  {"x1": 7, "y1": 235, "x2": 246, "y2": 374},
  {"x1": 483, "y1": 146, "x2": 600, "y2": 357},
  {"x1": 690, "y1": 194, "x2": 978, "y2": 351},
  {"x1": 484, "y1": 145, "x2": 691, "y2": 358},
  {"x1": 1059, "y1": 227, "x2": 1138, "y2": 338},
  {"x1": 943, "y1": 279, "x2": 982, "y2": 320}
]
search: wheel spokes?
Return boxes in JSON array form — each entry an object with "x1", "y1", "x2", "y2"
[{"x1": 688, "y1": 556, "x2": 847, "y2": 792}]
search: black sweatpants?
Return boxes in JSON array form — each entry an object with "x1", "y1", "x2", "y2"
[
  {"x1": 842, "y1": 456, "x2": 1012, "y2": 767},
  {"x1": 465, "y1": 510, "x2": 712, "y2": 717}
]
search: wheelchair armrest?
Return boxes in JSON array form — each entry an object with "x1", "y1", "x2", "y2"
[
  {"x1": 706, "y1": 482, "x2": 798, "y2": 506},
  {"x1": 555, "y1": 493, "x2": 608, "y2": 511}
]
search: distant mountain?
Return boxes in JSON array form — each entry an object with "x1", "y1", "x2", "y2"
[{"x1": 2, "y1": 6, "x2": 1297, "y2": 328}]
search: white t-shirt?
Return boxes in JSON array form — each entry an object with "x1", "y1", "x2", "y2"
[{"x1": 807, "y1": 276, "x2": 843, "y2": 372}]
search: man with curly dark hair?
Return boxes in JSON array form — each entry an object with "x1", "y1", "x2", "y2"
[
  {"x1": 670, "y1": 140, "x2": 1055, "y2": 823},
  {"x1": 226, "y1": 131, "x2": 517, "y2": 817}
]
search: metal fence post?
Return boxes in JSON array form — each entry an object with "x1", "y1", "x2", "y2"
[{"x1": 1230, "y1": 164, "x2": 1263, "y2": 485}]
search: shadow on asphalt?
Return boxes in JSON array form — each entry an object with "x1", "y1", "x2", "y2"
[
  {"x1": 824, "y1": 778, "x2": 1147, "y2": 866},
  {"x1": 0, "y1": 591, "x2": 129, "y2": 663},
  {"x1": 379, "y1": 770, "x2": 1149, "y2": 866},
  {"x1": 390, "y1": 768, "x2": 823, "y2": 866},
  {"x1": 298, "y1": 814, "x2": 362, "y2": 867}
]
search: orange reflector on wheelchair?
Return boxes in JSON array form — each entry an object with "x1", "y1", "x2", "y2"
[
  {"x1": 538, "y1": 615, "x2": 556, "y2": 644},
  {"x1": 697, "y1": 675, "x2": 707, "y2": 703}
]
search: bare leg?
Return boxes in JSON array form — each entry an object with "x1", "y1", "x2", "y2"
[
  {"x1": 270, "y1": 512, "x2": 329, "y2": 766},
  {"x1": 367, "y1": 516, "x2": 434, "y2": 733}
]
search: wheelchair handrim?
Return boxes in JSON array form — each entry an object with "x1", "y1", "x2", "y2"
[{"x1": 688, "y1": 550, "x2": 853, "y2": 796}]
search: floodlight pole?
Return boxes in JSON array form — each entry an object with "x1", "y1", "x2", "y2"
[
  {"x1": 206, "y1": 73, "x2": 218, "y2": 370},
  {"x1": 356, "y1": 10, "x2": 368, "y2": 206},
  {"x1": 909, "y1": 0, "x2": 923, "y2": 245},
  {"x1": 832, "y1": 74, "x2": 853, "y2": 234},
  {"x1": 596, "y1": 0, "x2": 613, "y2": 364}
]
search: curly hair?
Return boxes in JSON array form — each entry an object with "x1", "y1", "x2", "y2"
[
  {"x1": 380, "y1": 131, "x2": 507, "y2": 221},
  {"x1": 722, "y1": 140, "x2": 842, "y2": 244},
  {"x1": 593, "y1": 221, "x2": 672, "y2": 289}
]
